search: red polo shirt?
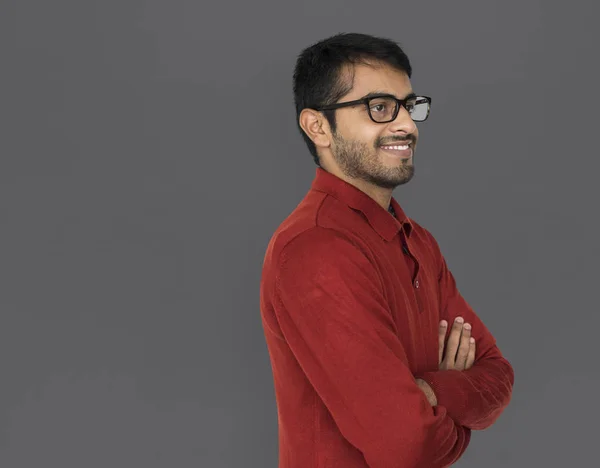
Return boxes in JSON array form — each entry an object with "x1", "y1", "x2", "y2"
[{"x1": 260, "y1": 168, "x2": 514, "y2": 467}]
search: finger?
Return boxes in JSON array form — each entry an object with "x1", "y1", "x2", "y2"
[
  {"x1": 466, "y1": 338, "x2": 476, "y2": 369},
  {"x1": 438, "y1": 320, "x2": 448, "y2": 364},
  {"x1": 442, "y1": 317, "x2": 464, "y2": 369},
  {"x1": 454, "y1": 322, "x2": 472, "y2": 371}
]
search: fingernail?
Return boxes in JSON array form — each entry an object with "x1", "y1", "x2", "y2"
[
  {"x1": 463, "y1": 323, "x2": 471, "y2": 330},
  {"x1": 470, "y1": 337, "x2": 475, "y2": 343},
  {"x1": 440, "y1": 320, "x2": 447, "y2": 327},
  {"x1": 455, "y1": 317, "x2": 464, "y2": 323}
]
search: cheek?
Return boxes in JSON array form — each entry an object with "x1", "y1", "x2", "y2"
[
  {"x1": 366, "y1": 129, "x2": 385, "y2": 148},
  {"x1": 347, "y1": 129, "x2": 380, "y2": 150},
  {"x1": 337, "y1": 120, "x2": 392, "y2": 154},
  {"x1": 338, "y1": 116, "x2": 380, "y2": 143}
]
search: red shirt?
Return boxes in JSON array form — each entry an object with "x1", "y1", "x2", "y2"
[{"x1": 260, "y1": 168, "x2": 514, "y2": 467}]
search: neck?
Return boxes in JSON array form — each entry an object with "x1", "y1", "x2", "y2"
[
  {"x1": 352, "y1": 178, "x2": 393, "y2": 210},
  {"x1": 321, "y1": 163, "x2": 393, "y2": 210}
]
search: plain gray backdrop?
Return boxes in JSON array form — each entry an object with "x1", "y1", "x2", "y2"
[{"x1": 1, "y1": 0, "x2": 598, "y2": 466}]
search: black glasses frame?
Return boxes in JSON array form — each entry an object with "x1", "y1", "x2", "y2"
[{"x1": 315, "y1": 93, "x2": 432, "y2": 123}]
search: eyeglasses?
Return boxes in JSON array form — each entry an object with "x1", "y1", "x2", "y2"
[{"x1": 315, "y1": 93, "x2": 432, "y2": 123}]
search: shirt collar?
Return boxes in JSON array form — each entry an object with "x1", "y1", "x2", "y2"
[{"x1": 310, "y1": 167, "x2": 413, "y2": 242}]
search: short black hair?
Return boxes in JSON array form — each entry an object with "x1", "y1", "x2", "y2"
[{"x1": 293, "y1": 32, "x2": 413, "y2": 166}]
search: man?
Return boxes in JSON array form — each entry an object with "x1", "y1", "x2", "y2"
[{"x1": 259, "y1": 32, "x2": 514, "y2": 467}]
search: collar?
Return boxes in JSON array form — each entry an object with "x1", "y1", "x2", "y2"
[{"x1": 310, "y1": 167, "x2": 413, "y2": 242}]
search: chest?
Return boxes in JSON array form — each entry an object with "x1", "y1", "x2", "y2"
[{"x1": 374, "y1": 233, "x2": 442, "y2": 373}]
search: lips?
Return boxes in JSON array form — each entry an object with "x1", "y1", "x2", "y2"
[
  {"x1": 379, "y1": 140, "x2": 414, "y2": 159},
  {"x1": 380, "y1": 140, "x2": 413, "y2": 150}
]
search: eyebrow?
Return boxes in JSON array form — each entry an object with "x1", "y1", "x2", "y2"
[{"x1": 362, "y1": 90, "x2": 417, "y2": 100}]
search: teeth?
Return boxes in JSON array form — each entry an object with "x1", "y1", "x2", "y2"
[{"x1": 382, "y1": 145, "x2": 410, "y2": 150}]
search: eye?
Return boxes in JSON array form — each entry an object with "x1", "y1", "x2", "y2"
[{"x1": 369, "y1": 99, "x2": 392, "y2": 114}]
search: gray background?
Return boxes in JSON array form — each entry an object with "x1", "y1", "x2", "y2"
[{"x1": 1, "y1": 0, "x2": 598, "y2": 466}]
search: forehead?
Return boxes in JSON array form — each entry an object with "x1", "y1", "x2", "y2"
[{"x1": 342, "y1": 62, "x2": 413, "y2": 99}]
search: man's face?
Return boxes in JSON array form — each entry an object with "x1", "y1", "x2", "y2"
[{"x1": 327, "y1": 62, "x2": 419, "y2": 190}]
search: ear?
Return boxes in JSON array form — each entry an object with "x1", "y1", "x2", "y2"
[{"x1": 299, "y1": 108, "x2": 332, "y2": 149}]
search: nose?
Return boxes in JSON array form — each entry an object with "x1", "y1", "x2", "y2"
[{"x1": 388, "y1": 105, "x2": 417, "y2": 135}]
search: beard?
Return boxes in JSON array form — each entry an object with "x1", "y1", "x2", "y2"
[{"x1": 330, "y1": 132, "x2": 415, "y2": 190}]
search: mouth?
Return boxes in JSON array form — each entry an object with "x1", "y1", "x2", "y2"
[{"x1": 379, "y1": 140, "x2": 414, "y2": 158}]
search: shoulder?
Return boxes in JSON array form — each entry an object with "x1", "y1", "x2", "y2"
[
  {"x1": 280, "y1": 225, "x2": 365, "y2": 263},
  {"x1": 266, "y1": 193, "x2": 375, "y2": 267},
  {"x1": 265, "y1": 225, "x2": 379, "y2": 292}
]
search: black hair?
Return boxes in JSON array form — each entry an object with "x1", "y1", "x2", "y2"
[{"x1": 293, "y1": 32, "x2": 413, "y2": 166}]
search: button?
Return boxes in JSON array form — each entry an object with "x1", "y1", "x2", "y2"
[{"x1": 415, "y1": 279, "x2": 419, "y2": 288}]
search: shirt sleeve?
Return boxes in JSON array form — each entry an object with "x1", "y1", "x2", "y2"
[
  {"x1": 415, "y1": 231, "x2": 515, "y2": 430},
  {"x1": 273, "y1": 227, "x2": 470, "y2": 468}
]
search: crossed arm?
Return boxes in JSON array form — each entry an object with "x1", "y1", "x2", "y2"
[
  {"x1": 273, "y1": 228, "x2": 513, "y2": 467},
  {"x1": 414, "y1": 231, "x2": 514, "y2": 430},
  {"x1": 274, "y1": 229, "x2": 469, "y2": 468},
  {"x1": 416, "y1": 316, "x2": 478, "y2": 407}
]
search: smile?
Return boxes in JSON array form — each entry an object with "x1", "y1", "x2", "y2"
[{"x1": 380, "y1": 144, "x2": 411, "y2": 150}]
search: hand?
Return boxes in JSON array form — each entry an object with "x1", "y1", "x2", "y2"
[
  {"x1": 415, "y1": 378, "x2": 437, "y2": 406},
  {"x1": 438, "y1": 316, "x2": 476, "y2": 371}
]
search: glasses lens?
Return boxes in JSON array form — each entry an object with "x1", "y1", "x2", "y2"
[
  {"x1": 407, "y1": 97, "x2": 430, "y2": 122},
  {"x1": 368, "y1": 97, "x2": 398, "y2": 122}
]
